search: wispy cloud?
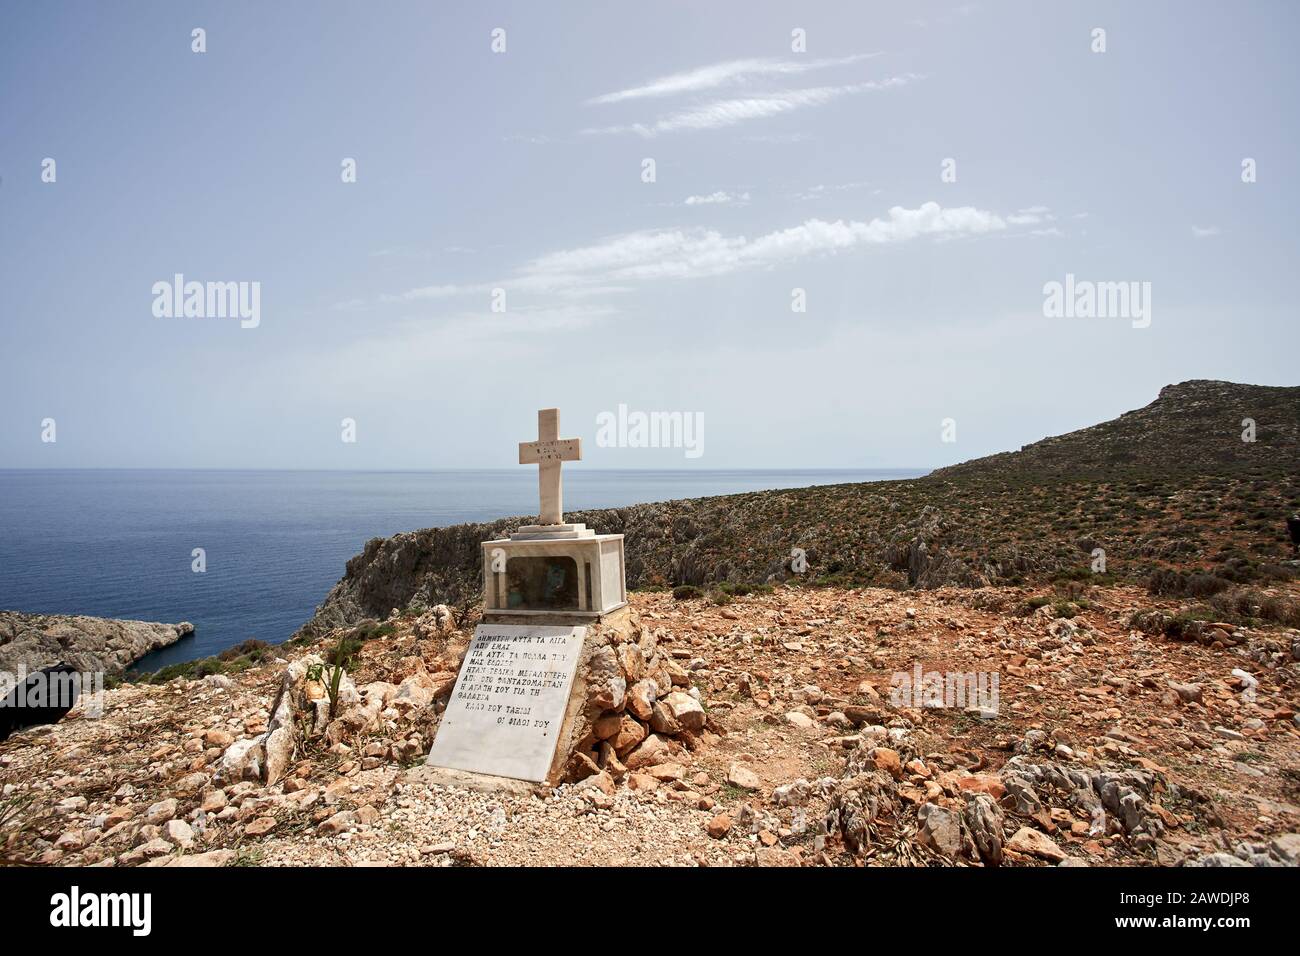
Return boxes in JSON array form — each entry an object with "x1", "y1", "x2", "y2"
[
  {"x1": 583, "y1": 76, "x2": 920, "y2": 137},
  {"x1": 1006, "y1": 205, "x2": 1055, "y2": 226},
  {"x1": 684, "y1": 191, "x2": 751, "y2": 206},
  {"x1": 792, "y1": 181, "x2": 875, "y2": 201},
  {"x1": 379, "y1": 203, "x2": 1013, "y2": 307},
  {"x1": 1192, "y1": 225, "x2": 1220, "y2": 238},
  {"x1": 587, "y1": 54, "x2": 880, "y2": 105}
]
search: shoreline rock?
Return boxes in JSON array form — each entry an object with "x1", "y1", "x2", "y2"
[{"x1": 0, "y1": 611, "x2": 193, "y2": 678}]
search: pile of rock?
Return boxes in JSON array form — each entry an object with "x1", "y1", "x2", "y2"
[
  {"x1": 823, "y1": 723, "x2": 1061, "y2": 867},
  {"x1": 816, "y1": 718, "x2": 1233, "y2": 866},
  {"x1": 217, "y1": 646, "x2": 457, "y2": 789},
  {"x1": 560, "y1": 614, "x2": 719, "y2": 788}
]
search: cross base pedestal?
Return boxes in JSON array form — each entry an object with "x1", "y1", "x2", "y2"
[
  {"x1": 482, "y1": 532, "x2": 626, "y2": 619},
  {"x1": 510, "y1": 523, "x2": 596, "y2": 541}
]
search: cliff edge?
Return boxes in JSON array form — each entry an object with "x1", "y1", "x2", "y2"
[{"x1": 0, "y1": 611, "x2": 194, "y2": 678}]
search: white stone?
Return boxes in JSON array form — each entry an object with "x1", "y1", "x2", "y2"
[{"x1": 425, "y1": 624, "x2": 586, "y2": 783}]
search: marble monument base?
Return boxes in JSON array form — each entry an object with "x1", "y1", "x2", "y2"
[{"x1": 481, "y1": 523, "x2": 627, "y2": 620}]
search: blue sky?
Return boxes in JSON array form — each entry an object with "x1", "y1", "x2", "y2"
[{"x1": 1, "y1": 0, "x2": 1296, "y2": 469}]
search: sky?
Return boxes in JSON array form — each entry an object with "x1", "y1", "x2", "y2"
[{"x1": 1, "y1": 0, "x2": 1297, "y2": 470}]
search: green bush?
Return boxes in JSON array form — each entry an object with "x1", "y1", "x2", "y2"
[
  {"x1": 1052, "y1": 601, "x2": 1079, "y2": 619},
  {"x1": 348, "y1": 620, "x2": 396, "y2": 642},
  {"x1": 1148, "y1": 569, "x2": 1232, "y2": 598},
  {"x1": 218, "y1": 638, "x2": 271, "y2": 663}
]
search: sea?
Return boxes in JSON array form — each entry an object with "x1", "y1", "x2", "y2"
[{"x1": 0, "y1": 469, "x2": 924, "y2": 671}]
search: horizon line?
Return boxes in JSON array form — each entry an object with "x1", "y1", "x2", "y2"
[{"x1": 0, "y1": 465, "x2": 933, "y2": 474}]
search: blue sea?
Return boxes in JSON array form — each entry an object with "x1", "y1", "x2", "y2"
[{"x1": 0, "y1": 469, "x2": 924, "y2": 670}]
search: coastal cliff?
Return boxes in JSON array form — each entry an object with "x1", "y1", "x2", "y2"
[
  {"x1": 0, "y1": 611, "x2": 194, "y2": 678},
  {"x1": 299, "y1": 380, "x2": 1300, "y2": 638}
]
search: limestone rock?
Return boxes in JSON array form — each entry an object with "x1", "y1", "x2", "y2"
[
  {"x1": 144, "y1": 798, "x2": 178, "y2": 825},
  {"x1": 727, "y1": 763, "x2": 761, "y2": 791},
  {"x1": 649, "y1": 701, "x2": 681, "y2": 735},
  {"x1": 964, "y1": 794, "x2": 1005, "y2": 865},
  {"x1": 626, "y1": 679, "x2": 657, "y2": 721},
  {"x1": 166, "y1": 849, "x2": 235, "y2": 867},
  {"x1": 706, "y1": 813, "x2": 732, "y2": 838},
  {"x1": 1006, "y1": 826, "x2": 1067, "y2": 862},
  {"x1": 0, "y1": 611, "x2": 193, "y2": 677},
  {"x1": 917, "y1": 803, "x2": 969, "y2": 858},
  {"x1": 165, "y1": 819, "x2": 195, "y2": 848},
  {"x1": 623, "y1": 734, "x2": 671, "y2": 770},
  {"x1": 318, "y1": 810, "x2": 357, "y2": 835},
  {"x1": 661, "y1": 691, "x2": 706, "y2": 733},
  {"x1": 216, "y1": 738, "x2": 264, "y2": 784},
  {"x1": 611, "y1": 715, "x2": 647, "y2": 753},
  {"x1": 593, "y1": 714, "x2": 622, "y2": 740},
  {"x1": 617, "y1": 644, "x2": 645, "y2": 683},
  {"x1": 587, "y1": 646, "x2": 627, "y2": 711}
]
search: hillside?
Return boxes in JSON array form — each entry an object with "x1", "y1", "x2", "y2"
[
  {"x1": 300, "y1": 380, "x2": 1300, "y2": 637},
  {"x1": 935, "y1": 380, "x2": 1298, "y2": 479}
]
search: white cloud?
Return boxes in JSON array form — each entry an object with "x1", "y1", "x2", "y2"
[
  {"x1": 583, "y1": 76, "x2": 920, "y2": 137},
  {"x1": 684, "y1": 191, "x2": 751, "y2": 206},
  {"x1": 792, "y1": 181, "x2": 873, "y2": 201},
  {"x1": 587, "y1": 54, "x2": 879, "y2": 105},
  {"x1": 380, "y1": 283, "x2": 469, "y2": 303},
  {"x1": 521, "y1": 202, "x2": 1007, "y2": 283},
  {"x1": 1006, "y1": 206, "x2": 1057, "y2": 226},
  {"x1": 1192, "y1": 225, "x2": 1220, "y2": 238},
  {"x1": 379, "y1": 203, "x2": 1026, "y2": 306}
]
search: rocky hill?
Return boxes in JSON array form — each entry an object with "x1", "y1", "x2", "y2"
[
  {"x1": 0, "y1": 612, "x2": 194, "y2": 679},
  {"x1": 934, "y1": 380, "x2": 1298, "y2": 480},
  {"x1": 299, "y1": 381, "x2": 1299, "y2": 638}
]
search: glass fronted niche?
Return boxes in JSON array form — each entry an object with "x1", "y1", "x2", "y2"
[{"x1": 505, "y1": 556, "x2": 580, "y2": 610}]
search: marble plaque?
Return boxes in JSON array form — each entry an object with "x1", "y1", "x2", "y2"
[{"x1": 425, "y1": 623, "x2": 586, "y2": 782}]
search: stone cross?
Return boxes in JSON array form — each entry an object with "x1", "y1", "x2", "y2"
[{"x1": 518, "y1": 408, "x2": 581, "y2": 526}]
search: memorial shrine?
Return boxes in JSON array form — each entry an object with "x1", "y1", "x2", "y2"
[
  {"x1": 480, "y1": 408, "x2": 627, "y2": 621},
  {"x1": 425, "y1": 408, "x2": 631, "y2": 786}
]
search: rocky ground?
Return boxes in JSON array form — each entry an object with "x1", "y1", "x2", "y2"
[
  {"x1": 0, "y1": 612, "x2": 193, "y2": 679},
  {"x1": 4, "y1": 581, "x2": 1297, "y2": 868}
]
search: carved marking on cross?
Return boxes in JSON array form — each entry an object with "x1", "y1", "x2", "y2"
[{"x1": 518, "y1": 408, "x2": 581, "y2": 525}]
